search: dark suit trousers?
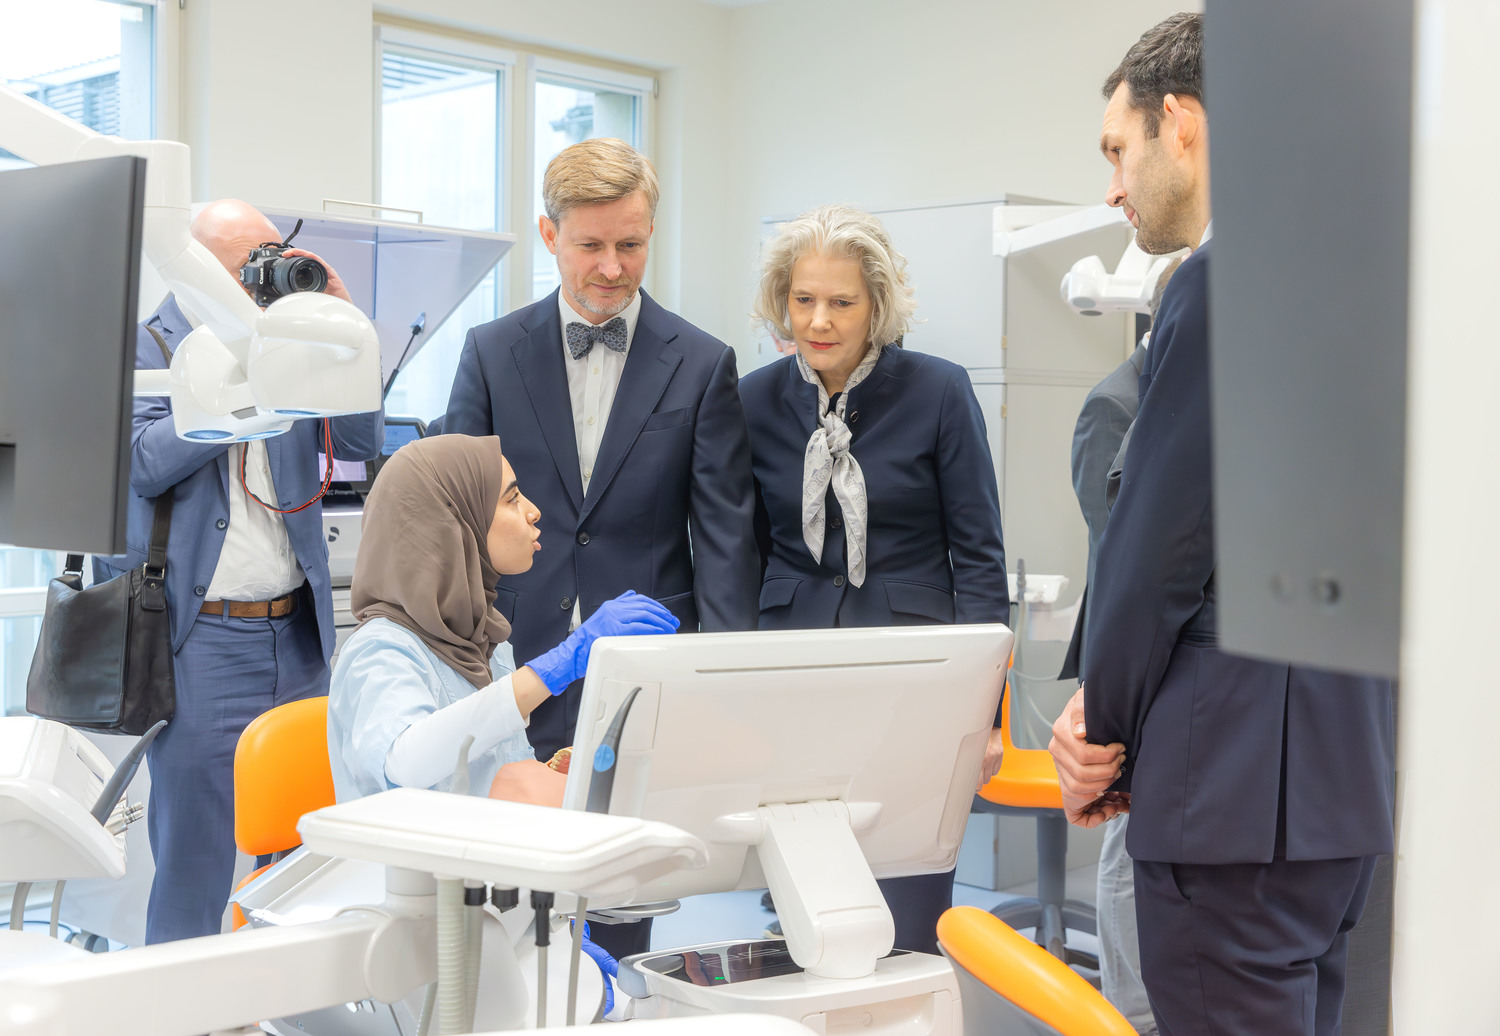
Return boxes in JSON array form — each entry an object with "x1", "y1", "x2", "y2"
[
  {"x1": 878, "y1": 869, "x2": 955, "y2": 957},
  {"x1": 1134, "y1": 855, "x2": 1378, "y2": 1036}
]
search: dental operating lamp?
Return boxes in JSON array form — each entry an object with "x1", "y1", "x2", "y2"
[
  {"x1": 0, "y1": 84, "x2": 382, "y2": 444},
  {"x1": 1058, "y1": 236, "x2": 1181, "y2": 317}
]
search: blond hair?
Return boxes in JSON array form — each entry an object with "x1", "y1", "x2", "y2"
[
  {"x1": 753, "y1": 204, "x2": 918, "y2": 349},
  {"x1": 542, "y1": 138, "x2": 660, "y2": 224}
]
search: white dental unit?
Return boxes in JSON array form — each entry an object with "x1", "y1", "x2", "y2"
[{"x1": 0, "y1": 623, "x2": 1010, "y2": 1035}]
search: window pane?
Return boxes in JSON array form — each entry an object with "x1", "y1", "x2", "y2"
[
  {"x1": 0, "y1": 547, "x2": 60, "y2": 715},
  {"x1": 380, "y1": 49, "x2": 503, "y2": 422},
  {"x1": 532, "y1": 79, "x2": 641, "y2": 302},
  {"x1": 0, "y1": 0, "x2": 155, "y2": 170}
]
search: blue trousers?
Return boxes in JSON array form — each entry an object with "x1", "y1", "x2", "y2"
[
  {"x1": 144, "y1": 595, "x2": 327, "y2": 944},
  {"x1": 1134, "y1": 855, "x2": 1377, "y2": 1036}
]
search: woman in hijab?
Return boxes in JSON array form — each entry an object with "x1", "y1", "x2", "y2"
[
  {"x1": 739, "y1": 204, "x2": 1008, "y2": 956},
  {"x1": 327, "y1": 434, "x2": 678, "y2": 802}
]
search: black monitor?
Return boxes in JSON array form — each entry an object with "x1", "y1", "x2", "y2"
[{"x1": 0, "y1": 155, "x2": 146, "y2": 554}]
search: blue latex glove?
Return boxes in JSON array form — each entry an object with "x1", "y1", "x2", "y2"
[{"x1": 525, "y1": 591, "x2": 679, "y2": 695}]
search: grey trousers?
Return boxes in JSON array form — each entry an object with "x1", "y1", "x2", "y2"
[{"x1": 1097, "y1": 815, "x2": 1158, "y2": 1034}]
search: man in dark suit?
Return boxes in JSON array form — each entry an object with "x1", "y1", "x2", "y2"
[
  {"x1": 96, "y1": 200, "x2": 384, "y2": 943},
  {"x1": 1048, "y1": 15, "x2": 1395, "y2": 1035},
  {"x1": 1058, "y1": 260, "x2": 1177, "y2": 1036},
  {"x1": 444, "y1": 139, "x2": 759, "y2": 952}
]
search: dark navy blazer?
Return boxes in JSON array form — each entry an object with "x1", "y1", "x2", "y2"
[
  {"x1": 94, "y1": 296, "x2": 385, "y2": 660},
  {"x1": 444, "y1": 289, "x2": 760, "y2": 756},
  {"x1": 1083, "y1": 244, "x2": 1395, "y2": 865},
  {"x1": 740, "y1": 347, "x2": 1008, "y2": 712}
]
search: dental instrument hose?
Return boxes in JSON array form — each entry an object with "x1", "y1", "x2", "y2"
[
  {"x1": 533, "y1": 890, "x2": 555, "y2": 1028},
  {"x1": 436, "y1": 878, "x2": 467, "y2": 1035},
  {"x1": 463, "y1": 881, "x2": 485, "y2": 1031},
  {"x1": 435, "y1": 736, "x2": 476, "y2": 1035},
  {"x1": 567, "y1": 896, "x2": 588, "y2": 1025}
]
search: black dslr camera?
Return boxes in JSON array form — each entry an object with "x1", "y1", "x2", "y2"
[{"x1": 238, "y1": 217, "x2": 327, "y2": 307}]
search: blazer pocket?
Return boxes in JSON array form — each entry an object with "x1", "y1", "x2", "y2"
[
  {"x1": 759, "y1": 576, "x2": 802, "y2": 611},
  {"x1": 654, "y1": 589, "x2": 695, "y2": 607},
  {"x1": 493, "y1": 585, "x2": 518, "y2": 623},
  {"x1": 883, "y1": 579, "x2": 956, "y2": 623},
  {"x1": 642, "y1": 406, "x2": 693, "y2": 432}
]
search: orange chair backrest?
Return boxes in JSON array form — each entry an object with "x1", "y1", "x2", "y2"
[
  {"x1": 233, "y1": 696, "x2": 335, "y2": 857},
  {"x1": 977, "y1": 669, "x2": 1066, "y2": 810},
  {"x1": 937, "y1": 906, "x2": 1136, "y2": 1036}
]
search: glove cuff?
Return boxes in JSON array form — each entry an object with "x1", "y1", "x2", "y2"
[{"x1": 523, "y1": 641, "x2": 578, "y2": 696}]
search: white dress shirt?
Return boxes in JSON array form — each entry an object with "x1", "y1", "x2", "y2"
[
  {"x1": 175, "y1": 301, "x2": 306, "y2": 602},
  {"x1": 558, "y1": 288, "x2": 641, "y2": 629}
]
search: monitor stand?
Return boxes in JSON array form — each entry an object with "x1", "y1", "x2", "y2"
[{"x1": 620, "y1": 799, "x2": 962, "y2": 1036}]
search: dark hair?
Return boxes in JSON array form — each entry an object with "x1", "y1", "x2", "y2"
[{"x1": 1102, "y1": 13, "x2": 1204, "y2": 139}]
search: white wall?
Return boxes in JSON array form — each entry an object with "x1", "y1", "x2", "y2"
[
  {"x1": 161, "y1": 0, "x2": 1195, "y2": 368},
  {"x1": 717, "y1": 0, "x2": 1195, "y2": 363}
]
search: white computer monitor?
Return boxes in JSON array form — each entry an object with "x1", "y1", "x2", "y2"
[{"x1": 562, "y1": 624, "x2": 1011, "y2": 978}]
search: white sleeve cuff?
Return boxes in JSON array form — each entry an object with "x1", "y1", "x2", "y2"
[{"x1": 384, "y1": 674, "x2": 527, "y2": 790}]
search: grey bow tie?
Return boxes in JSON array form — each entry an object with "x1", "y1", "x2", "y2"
[{"x1": 565, "y1": 317, "x2": 628, "y2": 360}]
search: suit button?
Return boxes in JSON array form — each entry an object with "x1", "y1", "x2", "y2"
[
  {"x1": 560, "y1": 597, "x2": 573, "y2": 611},
  {"x1": 194, "y1": 585, "x2": 206, "y2": 596},
  {"x1": 833, "y1": 575, "x2": 846, "y2": 588},
  {"x1": 829, "y1": 515, "x2": 842, "y2": 529},
  {"x1": 216, "y1": 519, "x2": 228, "y2": 530},
  {"x1": 577, "y1": 531, "x2": 590, "y2": 545}
]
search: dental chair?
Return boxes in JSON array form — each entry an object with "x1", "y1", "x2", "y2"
[
  {"x1": 937, "y1": 906, "x2": 1133, "y2": 1036},
  {"x1": 230, "y1": 695, "x2": 335, "y2": 929},
  {"x1": 975, "y1": 571, "x2": 1098, "y2": 971}
]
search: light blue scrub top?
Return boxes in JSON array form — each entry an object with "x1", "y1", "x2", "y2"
[{"x1": 328, "y1": 617, "x2": 535, "y2": 801}]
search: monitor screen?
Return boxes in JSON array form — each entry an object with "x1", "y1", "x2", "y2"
[
  {"x1": 0, "y1": 156, "x2": 146, "y2": 554},
  {"x1": 562, "y1": 624, "x2": 1013, "y2": 905}
]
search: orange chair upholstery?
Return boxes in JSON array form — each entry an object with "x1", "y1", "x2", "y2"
[
  {"x1": 980, "y1": 668, "x2": 1065, "y2": 812},
  {"x1": 938, "y1": 906, "x2": 1135, "y2": 1036},
  {"x1": 229, "y1": 696, "x2": 335, "y2": 929},
  {"x1": 973, "y1": 669, "x2": 1097, "y2": 967}
]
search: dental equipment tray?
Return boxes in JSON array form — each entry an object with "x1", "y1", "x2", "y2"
[
  {"x1": 619, "y1": 940, "x2": 912, "y2": 994},
  {"x1": 296, "y1": 788, "x2": 707, "y2": 897}
]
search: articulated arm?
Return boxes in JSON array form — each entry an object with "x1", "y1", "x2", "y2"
[{"x1": 0, "y1": 84, "x2": 381, "y2": 443}]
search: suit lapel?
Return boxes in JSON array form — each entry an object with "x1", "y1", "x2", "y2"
[
  {"x1": 511, "y1": 298, "x2": 585, "y2": 512},
  {"x1": 580, "y1": 291, "x2": 682, "y2": 523}
]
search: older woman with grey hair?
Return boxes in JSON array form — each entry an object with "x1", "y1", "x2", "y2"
[{"x1": 739, "y1": 203, "x2": 1008, "y2": 956}]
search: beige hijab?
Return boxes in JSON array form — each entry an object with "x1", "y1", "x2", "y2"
[{"x1": 352, "y1": 434, "x2": 513, "y2": 689}]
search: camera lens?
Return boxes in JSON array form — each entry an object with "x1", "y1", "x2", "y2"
[{"x1": 271, "y1": 256, "x2": 328, "y2": 298}]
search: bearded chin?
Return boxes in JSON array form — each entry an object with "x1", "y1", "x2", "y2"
[{"x1": 570, "y1": 284, "x2": 635, "y2": 317}]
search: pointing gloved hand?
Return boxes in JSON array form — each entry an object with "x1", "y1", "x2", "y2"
[{"x1": 524, "y1": 591, "x2": 680, "y2": 695}]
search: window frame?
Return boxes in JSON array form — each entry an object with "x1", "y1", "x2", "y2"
[{"x1": 373, "y1": 25, "x2": 656, "y2": 347}]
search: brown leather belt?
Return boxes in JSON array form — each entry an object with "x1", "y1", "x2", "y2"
[{"x1": 200, "y1": 590, "x2": 300, "y2": 618}]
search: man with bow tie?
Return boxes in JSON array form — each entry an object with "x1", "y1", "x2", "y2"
[{"x1": 444, "y1": 138, "x2": 759, "y2": 806}]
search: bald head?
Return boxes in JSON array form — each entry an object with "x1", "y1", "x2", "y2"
[{"x1": 191, "y1": 199, "x2": 281, "y2": 277}]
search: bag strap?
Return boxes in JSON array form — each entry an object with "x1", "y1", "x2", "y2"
[
  {"x1": 144, "y1": 323, "x2": 172, "y2": 365},
  {"x1": 145, "y1": 493, "x2": 173, "y2": 578},
  {"x1": 63, "y1": 554, "x2": 85, "y2": 578},
  {"x1": 141, "y1": 323, "x2": 175, "y2": 578}
]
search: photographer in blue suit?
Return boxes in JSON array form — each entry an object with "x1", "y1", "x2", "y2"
[
  {"x1": 1047, "y1": 17, "x2": 1394, "y2": 1035},
  {"x1": 95, "y1": 199, "x2": 384, "y2": 943},
  {"x1": 444, "y1": 140, "x2": 759, "y2": 955}
]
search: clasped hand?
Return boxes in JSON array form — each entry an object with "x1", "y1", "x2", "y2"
[
  {"x1": 1047, "y1": 685, "x2": 1130, "y2": 828},
  {"x1": 525, "y1": 591, "x2": 680, "y2": 695}
]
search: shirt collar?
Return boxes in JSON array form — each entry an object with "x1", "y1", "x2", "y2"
[
  {"x1": 558, "y1": 288, "x2": 642, "y2": 357},
  {"x1": 1199, "y1": 220, "x2": 1214, "y2": 246}
]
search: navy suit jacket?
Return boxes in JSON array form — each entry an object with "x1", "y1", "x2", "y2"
[
  {"x1": 444, "y1": 289, "x2": 760, "y2": 756},
  {"x1": 740, "y1": 348, "x2": 1008, "y2": 716},
  {"x1": 94, "y1": 296, "x2": 385, "y2": 661},
  {"x1": 1083, "y1": 244, "x2": 1395, "y2": 865}
]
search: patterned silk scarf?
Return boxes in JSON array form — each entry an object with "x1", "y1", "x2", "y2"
[{"x1": 797, "y1": 345, "x2": 882, "y2": 588}]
